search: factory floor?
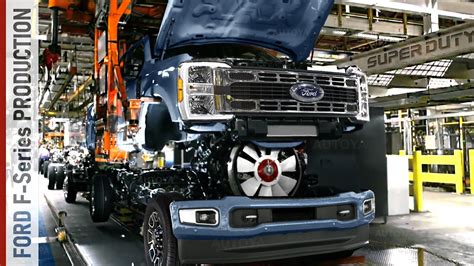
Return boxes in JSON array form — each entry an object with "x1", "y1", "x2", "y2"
[
  {"x1": 367, "y1": 191, "x2": 474, "y2": 265},
  {"x1": 39, "y1": 174, "x2": 474, "y2": 265}
]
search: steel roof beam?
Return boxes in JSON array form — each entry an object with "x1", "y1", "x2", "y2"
[
  {"x1": 324, "y1": 14, "x2": 423, "y2": 37},
  {"x1": 335, "y1": 0, "x2": 474, "y2": 20}
]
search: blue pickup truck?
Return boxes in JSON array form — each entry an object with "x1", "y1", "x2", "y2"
[{"x1": 88, "y1": 0, "x2": 375, "y2": 265}]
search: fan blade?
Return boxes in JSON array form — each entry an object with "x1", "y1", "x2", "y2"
[
  {"x1": 241, "y1": 178, "x2": 260, "y2": 196},
  {"x1": 243, "y1": 145, "x2": 259, "y2": 161},
  {"x1": 237, "y1": 157, "x2": 255, "y2": 173},
  {"x1": 259, "y1": 186, "x2": 272, "y2": 197},
  {"x1": 270, "y1": 149, "x2": 280, "y2": 160},
  {"x1": 280, "y1": 156, "x2": 297, "y2": 172},
  {"x1": 272, "y1": 183, "x2": 288, "y2": 197},
  {"x1": 279, "y1": 175, "x2": 297, "y2": 194}
]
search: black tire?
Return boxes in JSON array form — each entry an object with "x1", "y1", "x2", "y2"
[
  {"x1": 47, "y1": 165, "x2": 56, "y2": 190},
  {"x1": 43, "y1": 161, "x2": 50, "y2": 178},
  {"x1": 39, "y1": 160, "x2": 44, "y2": 174},
  {"x1": 55, "y1": 167, "x2": 65, "y2": 190},
  {"x1": 89, "y1": 174, "x2": 113, "y2": 223},
  {"x1": 63, "y1": 175, "x2": 77, "y2": 204},
  {"x1": 143, "y1": 194, "x2": 182, "y2": 266}
]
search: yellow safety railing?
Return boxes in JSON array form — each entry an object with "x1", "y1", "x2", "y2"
[
  {"x1": 400, "y1": 150, "x2": 464, "y2": 212},
  {"x1": 469, "y1": 150, "x2": 474, "y2": 193},
  {"x1": 399, "y1": 150, "x2": 414, "y2": 181}
]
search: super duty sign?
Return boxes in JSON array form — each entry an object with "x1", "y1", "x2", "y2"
[{"x1": 337, "y1": 22, "x2": 474, "y2": 75}]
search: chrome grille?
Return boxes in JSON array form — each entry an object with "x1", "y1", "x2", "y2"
[
  {"x1": 215, "y1": 68, "x2": 360, "y2": 116},
  {"x1": 229, "y1": 82, "x2": 357, "y2": 103},
  {"x1": 226, "y1": 100, "x2": 357, "y2": 114},
  {"x1": 251, "y1": 72, "x2": 350, "y2": 87}
]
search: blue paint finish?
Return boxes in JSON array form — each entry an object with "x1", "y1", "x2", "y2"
[
  {"x1": 155, "y1": 0, "x2": 334, "y2": 62},
  {"x1": 39, "y1": 211, "x2": 55, "y2": 266},
  {"x1": 85, "y1": 104, "x2": 95, "y2": 151},
  {"x1": 120, "y1": 35, "x2": 153, "y2": 62},
  {"x1": 140, "y1": 52, "x2": 191, "y2": 122},
  {"x1": 170, "y1": 191, "x2": 375, "y2": 240}
]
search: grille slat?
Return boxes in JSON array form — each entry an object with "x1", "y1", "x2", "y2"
[
  {"x1": 222, "y1": 69, "x2": 359, "y2": 115},
  {"x1": 229, "y1": 82, "x2": 357, "y2": 103}
]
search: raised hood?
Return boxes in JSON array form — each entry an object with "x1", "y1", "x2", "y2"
[{"x1": 155, "y1": 0, "x2": 334, "y2": 62}]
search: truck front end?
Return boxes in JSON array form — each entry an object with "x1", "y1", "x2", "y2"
[
  {"x1": 147, "y1": 54, "x2": 374, "y2": 263},
  {"x1": 123, "y1": 0, "x2": 377, "y2": 264},
  {"x1": 171, "y1": 192, "x2": 375, "y2": 264}
]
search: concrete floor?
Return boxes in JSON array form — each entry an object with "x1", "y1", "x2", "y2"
[
  {"x1": 369, "y1": 191, "x2": 474, "y2": 265},
  {"x1": 38, "y1": 192, "x2": 71, "y2": 266},
  {"x1": 39, "y1": 174, "x2": 474, "y2": 265}
]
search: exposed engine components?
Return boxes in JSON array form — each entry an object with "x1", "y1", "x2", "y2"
[{"x1": 228, "y1": 143, "x2": 304, "y2": 197}]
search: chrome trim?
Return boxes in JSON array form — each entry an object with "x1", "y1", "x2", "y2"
[
  {"x1": 214, "y1": 68, "x2": 362, "y2": 117},
  {"x1": 179, "y1": 208, "x2": 219, "y2": 226},
  {"x1": 363, "y1": 198, "x2": 375, "y2": 216}
]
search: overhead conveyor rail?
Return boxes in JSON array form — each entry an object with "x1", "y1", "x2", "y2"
[{"x1": 336, "y1": 22, "x2": 474, "y2": 75}]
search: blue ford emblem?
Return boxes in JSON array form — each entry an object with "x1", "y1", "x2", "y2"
[{"x1": 290, "y1": 83, "x2": 324, "y2": 103}]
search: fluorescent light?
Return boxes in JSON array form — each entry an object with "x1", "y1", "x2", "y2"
[
  {"x1": 332, "y1": 30, "x2": 348, "y2": 36},
  {"x1": 354, "y1": 33, "x2": 405, "y2": 42}
]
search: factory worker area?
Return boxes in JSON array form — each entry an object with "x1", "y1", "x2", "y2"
[{"x1": 34, "y1": 0, "x2": 473, "y2": 265}]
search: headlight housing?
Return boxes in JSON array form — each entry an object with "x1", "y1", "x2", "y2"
[
  {"x1": 178, "y1": 62, "x2": 233, "y2": 121},
  {"x1": 347, "y1": 67, "x2": 370, "y2": 122}
]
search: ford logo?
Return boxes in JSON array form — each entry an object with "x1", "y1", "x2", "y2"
[{"x1": 289, "y1": 83, "x2": 324, "y2": 103}]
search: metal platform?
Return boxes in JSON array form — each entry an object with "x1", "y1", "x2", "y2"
[{"x1": 39, "y1": 176, "x2": 462, "y2": 266}]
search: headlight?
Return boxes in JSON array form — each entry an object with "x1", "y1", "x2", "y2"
[
  {"x1": 188, "y1": 66, "x2": 212, "y2": 84},
  {"x1": 178, "y1": 62, "x2": 233, "y2": 121},
  {"x1": 347, "y1": 67, "x2": 370, "y2": 122},
  {"x1": 358, "y1": 75, "x2": 370, "y2": 121},
  {"x1": 189, "y1": 95, "x2": 215, "y2": 115}
]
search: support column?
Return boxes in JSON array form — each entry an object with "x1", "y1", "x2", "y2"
[
  {"x1": 424, "y1": 0, "x2": 439, "y2": 34},
  {"x1": 413, "y1": 151, "x2": 424, "y2": 212}
]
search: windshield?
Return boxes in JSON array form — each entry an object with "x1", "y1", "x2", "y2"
[{"x1": 165, "y1": 43, "x2": 281, "y2": 62}]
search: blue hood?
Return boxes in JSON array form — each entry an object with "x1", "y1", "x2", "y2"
[{"x1": 155, "y1": 0, "x2": 334, "y2": 62}]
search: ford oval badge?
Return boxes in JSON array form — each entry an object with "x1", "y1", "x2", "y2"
[{"x1": 290, "y1": 83, "x2": 324, "y2": 103}]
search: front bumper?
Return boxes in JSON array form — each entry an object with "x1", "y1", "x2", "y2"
[{"x1": 170, "y1": 191, "x2": 375, "y2": 264}]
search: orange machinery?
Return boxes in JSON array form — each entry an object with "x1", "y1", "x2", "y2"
[{"x1": 46, "y1": 0, "x2": 167, "y2": 163}]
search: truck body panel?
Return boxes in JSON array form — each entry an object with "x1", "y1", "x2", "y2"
[{"x1": 155, "y1": 0, "x2": 335, "y2": 62}]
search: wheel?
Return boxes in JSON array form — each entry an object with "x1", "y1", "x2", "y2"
[
  {"x1": 143, "y1": 194, "x2": 181, "y2": 266},
  {"x1": 43, "y1": 161, "x2": 50, "y2": 178},
  {"x1": 47, "y1": 165, "x2": 56, "y2": 190},
  {"x1": 39, "y1": 160, "x2": 44, "y2": 174},
  {"x1": 228, "y1": 143, "x2": 303, "y2": 197},
  {"x1": 55, "y1": 166, "x2": 65, "y2": 190},
  {"x1": 89, "y1": 174, "x2": 113, "y2": 222},
  {"x1": 63, "y1": 175, "x2": 77, "y2": 203}
]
